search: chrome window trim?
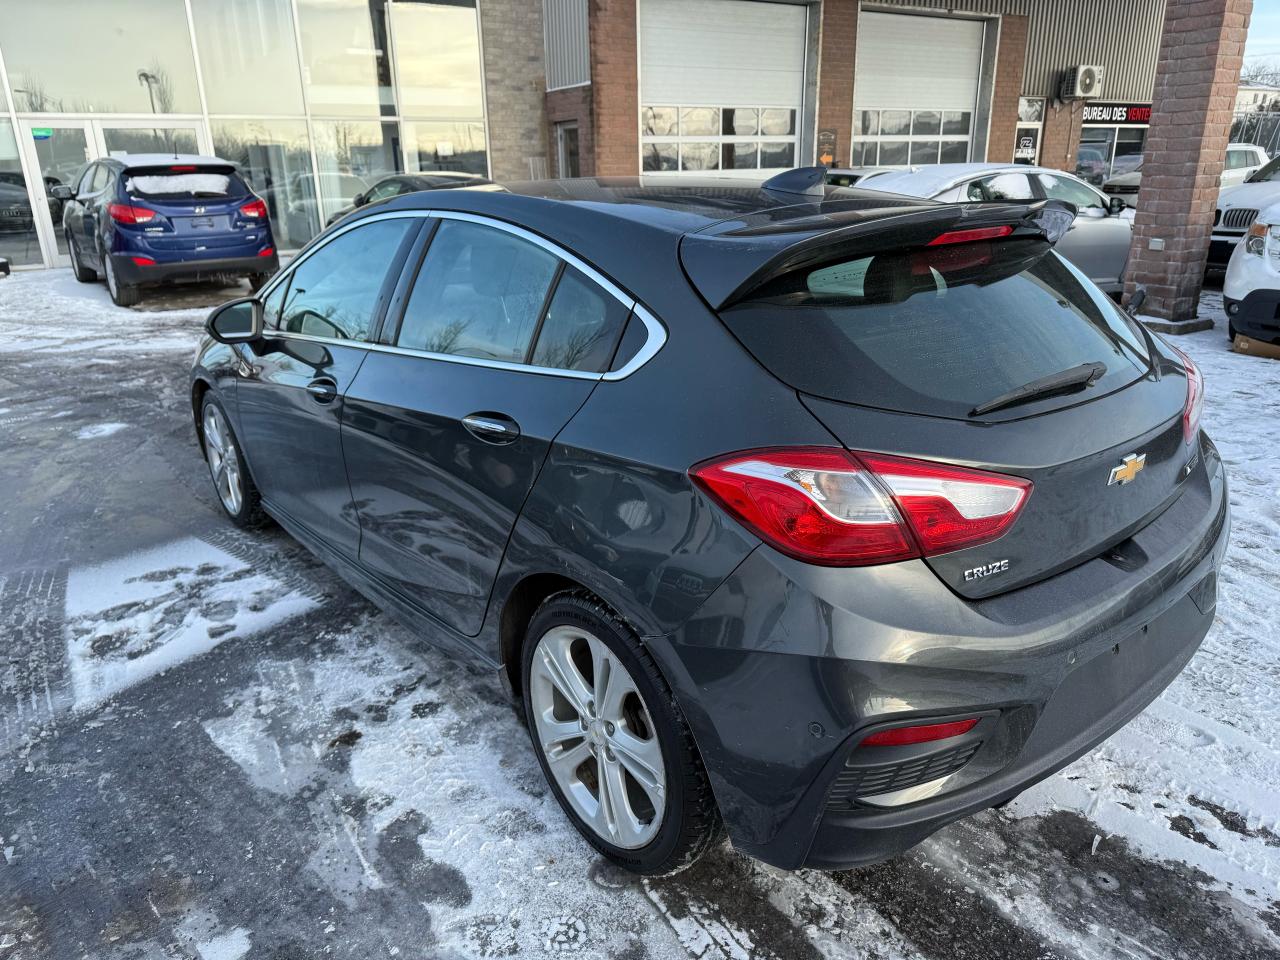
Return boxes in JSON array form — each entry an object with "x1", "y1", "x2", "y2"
[{"x1": 255, "y1": 207, "x2": 667, "y2": 381}]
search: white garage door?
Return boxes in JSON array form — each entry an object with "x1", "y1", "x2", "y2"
[
  {"x1": 852, "y1": 11, "x2": 984, "y2": 168},
  {"x1": 638, "y1": 0, "x2": 808, "y2": 175}
]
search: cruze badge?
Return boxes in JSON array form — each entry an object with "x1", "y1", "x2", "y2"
[
  {"x1": 1108, "y1": 453, "x2": 1147, "y2": 486},
  {"x1": 964, "y1": 559, "x2": 1009, "y2": 582}
]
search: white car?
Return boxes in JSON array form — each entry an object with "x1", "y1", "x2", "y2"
[
  {"x1": 1210, "y1": 154, "x2": 1280, "y2": 269},
  {"x1": 1223, "y1": 198, "x2": 1280, "y2": 342},
  {"x1": 855, "y1": 163, "x2": 1133, "y2": 292}
]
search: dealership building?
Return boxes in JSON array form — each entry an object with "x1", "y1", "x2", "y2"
[{"x1": 0, "y1": 0, "x2": 1254, "y2": 322}]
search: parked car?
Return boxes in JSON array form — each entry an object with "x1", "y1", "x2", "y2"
[
  {"x1": 823, "y1": 167, "x2": 895, "y2": 188},
  {"x1": 191, "y1": 171, "x2": 1227, "y2": 876},
  {"x1": 1223, "y1": 198, "x2": 1280, "y2": 342},
  {"x1": 52, "y1": 154, "x2": 278, "y2": 307},
  {"x1": 324, "y1": 172, "x2": 499, "y2": 227},
  {"x1": 1106, "y1": 143, "x2": 1269, "y2": 211},
  {"x1": 856, "y1": 163, "x2": 1133, "y2": 292},
  {"x1": 1209, "y1": 154, "x2": 1280, "y2": 269}
]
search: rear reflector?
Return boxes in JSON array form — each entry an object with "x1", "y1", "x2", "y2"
[
  {"x1": 107, "y1": 203, "x2": 156, "y2": 225},
  {"x1": 129, "y1": 256, "x2": 156, "y2": 267},
  {"x1": 240, "y1": 198, "x2": 268, "y2": 219},
  {"x1": 859, "y1": 718, "x2": 979, "y2": 747},
  {"x1": 1169, "y1": 345, "x2": 1203, "y2": 443},
  {"x1": 257, "y1": 246, "x2": 275, "y2": 257},
  {"x1": 690, "y1": 447, "x2": 1030, "y2": 566},
  {"x1": 928, "y1": 225, "x2": 1014, "y2": 246}
]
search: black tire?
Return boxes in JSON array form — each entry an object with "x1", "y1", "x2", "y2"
[
  {"x1": 247, "y1": 272, "x2": 271, "y2": 294},
  {"x1": 520, "y1": 592, "x2": 723, "y2": 875},
  {"x1": 1228, "y1": 321, "x2": 1238, "y2": 341},
  {"x1": 104, "y1": 254, "x2": 141, "y2": 307},
  {"x1": 68, "y1": 235, "x2": 97, "y2": 283},
  {"x1": 200, "y1": 393, "x2": 268, "y2": 528}
]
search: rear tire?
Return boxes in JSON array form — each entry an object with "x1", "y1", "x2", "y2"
[
  {"x1": 521, "y1": 592, "x2": 723, "y2": 876},
  {"x1": 68, "y1": 236, "x2": 97, "y2": 283},
  {"x1": 1228, "y1": 321, "x2": 1238, "y2": 341},
  {"x1": 200, "y1": 394, "x2": 267, "y2": 528},
  {"x1": 104, "y1": 254, "x2": 141, "y2": 307},
  {"x1": 247, "y1": 272, "x2": 271, "y2": 294}
]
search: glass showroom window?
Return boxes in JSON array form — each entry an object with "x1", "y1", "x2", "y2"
[
  {"x1": 0, "y1": 120, "x2": 42, "y2": 267},
  {"x1": 641, "y1": 106, "x2": 798, "y2": 173},
  {"x1": 0, "y1": 0, "x2": 201, "y2": 114},
  {"x1": 311, "y1": 120, "x2": 402, "y2": 226},
  {"x1": 296, "y1": 0, "x2": 395, "y2": 117},
  {"x1": 190, "y1": 0, "x2": 306, "y2": 116},
  {"x1": 403, "y1": 122, "x2": 487, "y2": 175},
  {"x1": 212, "y1": 120, "x2": 317, "y2": 249},
  {"x1": 851, "y1": 109, "x2": 971, "y2": 167}
]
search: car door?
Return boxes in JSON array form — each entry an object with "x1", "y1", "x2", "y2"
[
  {"x1": 234, "y1": 214, "x2": 422, "y2": 557},
  {"x1": 1034, "y1": 171, "x2": 1132, "y2": 290},
  {"x1": 341, "y1": 215, "x2": 633, "y2": 637},
  {"x1": 75, "y1": 164, "x2": 111, "y2": 269}
]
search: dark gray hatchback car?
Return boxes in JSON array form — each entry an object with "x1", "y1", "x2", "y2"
[{"x1": 190, "y1": 172, "x2": 1229, "y2": 876}]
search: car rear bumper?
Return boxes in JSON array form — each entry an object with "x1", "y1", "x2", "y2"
[
  {"x1": 651, "y1": 435, "x2": 1229, "y2": 870},
  {"x1": 112, "y1": 252, "x2": 278, "y2": 287}
]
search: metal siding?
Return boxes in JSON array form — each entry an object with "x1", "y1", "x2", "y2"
[
  {"x1": 544, "y1": 0, "x2": 590, "y2": 90},
  {"x1": 865, "y1": 0, "x2": 1167, "y2": 103}
]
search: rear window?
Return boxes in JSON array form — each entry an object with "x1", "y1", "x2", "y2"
[
  {"x1": 123, "y1": 167, "x2": 246, "y2": 201},
  {"x1": 721, "y1": 241, "x2": 1151, "y2": 420}
]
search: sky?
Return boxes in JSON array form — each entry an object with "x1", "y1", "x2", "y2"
[{"x1": 1245, "y1": 4, "x2": 1280, "y2": 66}]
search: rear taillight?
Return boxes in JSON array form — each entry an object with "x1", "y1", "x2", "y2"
[
  {"x1": 860, "y1": 718, "x2": 979, "y2": 747},
  {"x1": 690, "y1": 447, "x2": 1030, "y2": 566},
  {"x1": 240, "y1": 198, "x2": 268, "y2": 219},
  {"x1": 107, "y1": 203, "x2": 155, "y2": 225},
  {"x1": 1169, "y1": 346, "x2": 1203, "y2": 443},
  {"x1": 257, "y1": 246, "x2": 275, "y2": 257}
]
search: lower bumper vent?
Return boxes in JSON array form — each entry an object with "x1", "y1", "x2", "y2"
[{"x1": 826, "y1": 742, "x2": 981, "y2": 809}]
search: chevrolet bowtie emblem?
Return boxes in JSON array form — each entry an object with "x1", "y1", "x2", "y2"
[{"x1": 1108, "y1": 453, "x2": 1147, "y2": 486}]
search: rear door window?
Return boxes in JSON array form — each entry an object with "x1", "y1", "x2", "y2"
[
  {"x1": 720, "y1": 242, "x2": 1151, "y2": 420},
  {"x1": 278, "y1": 218, "x2": 416, "y2": 341},
  {"x1": 395, "y1": 219, "x2": 559, "y2": 362},
  {"x1": 90, "y1": 165, "x2": 110, "y2": 193},
  {"x1": 965, "y1": 173, "x2": 1035, "y2": 201}
]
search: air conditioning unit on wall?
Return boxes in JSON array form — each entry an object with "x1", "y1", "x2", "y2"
[{"x1": 1060, "y1": 65, "x2": 1105, "y2": 100}]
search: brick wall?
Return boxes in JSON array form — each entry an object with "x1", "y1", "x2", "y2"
[
  {"x1": 479, "y1": 0, "x2": 549, "y2": 181},
  {"x1": 1040, "y1": 99, "x2": 1085, "y2": 173},
  {"x1": 1124, "y1": 0, "x2": 1254, "y2": 321},
  {"x1": 986, "y1": 14, "x2": 1028, "y2": 163},
  {"x1": 546, "y1": 85, "x2": 596, "y2": 177},
  {"x1": 816, "y1": 0, "x2": 858, "y2": 166},
  {"x1": 589, "y1": 0, "x2": 639, "y2": 176}
]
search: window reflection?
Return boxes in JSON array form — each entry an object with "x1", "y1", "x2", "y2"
[
  {"x1": 0, "y1": 121, "x2": 42, "y2": 267},
  {"x1": 103, "y1": 128, "x2": 198, "y2": 156},
  {"x1": 212, "y1": 119, "x2": 317, "y2": 249},
  {"x1": 312, "y1": 120, "x2": 401, "y2": 225},
  {"x1": 404, "y1": 121, "x2": 487, "y2": 175},
  {"x1": 391, "y1": 2, "x2": 483, "y2": 119},
  {"x1": 0, "y1": 0, "x2": 199, "y2": 113},
  {"x1": 191, "y1": 0, "x2": 305, "y2": 115},
  {"x1": 296, "y1": 0, "x2": 394, "y2": 117}
]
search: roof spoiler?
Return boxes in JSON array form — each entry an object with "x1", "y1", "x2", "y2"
[{"x1": 680, "y1": 198, "x2": 1077, "y2": 310}]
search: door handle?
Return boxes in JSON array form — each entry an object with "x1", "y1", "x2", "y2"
[
  {"x1": 306, "y1": 378, "x2": 338, "y2": 403},
  {"x1": 462, "y1": 413, "x2": 520, "y2": 443}
]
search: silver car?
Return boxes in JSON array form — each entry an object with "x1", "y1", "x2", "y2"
[{"x1": 854, "y1": 163, "x2": 1133, "y2": 293}]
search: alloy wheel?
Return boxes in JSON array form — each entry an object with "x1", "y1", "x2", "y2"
[
  {"x1": 202, "y1": 405, "x2": 243, "y2": 515},
  {"x1": 529, "y1": 624, "x2": 666, "y2": 849}
]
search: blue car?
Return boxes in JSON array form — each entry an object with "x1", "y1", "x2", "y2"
[{"x1": 53, "y1": 154, "x2": 279, "y2": 306}]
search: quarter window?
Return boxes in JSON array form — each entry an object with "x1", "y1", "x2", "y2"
[
  {"x1": 397, "y1": 219, "x2": 559, "y2": 361},
  {"x1": 277, "y1": 218, "x2": 415, "y2": 340},
  {"x1": 531, "y1": 267, "x2": 630, "y2": 373}
]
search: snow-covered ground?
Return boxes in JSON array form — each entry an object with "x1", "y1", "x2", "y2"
[{"x1": 0, "y1": 269, "x2": 1277, "y2": 960}]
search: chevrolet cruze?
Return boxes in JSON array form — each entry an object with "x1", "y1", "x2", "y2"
[{"x1": 190, "y1": 170, "x2": 1229, "y2": 875}]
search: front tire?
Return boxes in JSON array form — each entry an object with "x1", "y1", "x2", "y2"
[
  {"x1": 104, "y1": 254, "x2": 141, "y2": 307},
  {"x1": 247, "y1": 272, "x2": 271, "y2": 294},
  {"x1": 521, "y1": 592, "x2": 722, "y2": 875},
  {"x1": 201, "y1": 395, "x2": 267, "y2": 528}
]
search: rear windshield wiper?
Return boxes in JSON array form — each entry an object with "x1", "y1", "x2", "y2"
[{"x1": 970, "y1": 361, "x2": 1106, "y2": 417}]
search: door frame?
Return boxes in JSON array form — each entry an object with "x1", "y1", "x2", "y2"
[{"x1": 16, "y1": 116, "x2": 210, "y2": 268}]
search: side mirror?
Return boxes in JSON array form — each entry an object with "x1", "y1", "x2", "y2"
[
  {"x1": 1108, "y1": 195, "x2": 1128, "y2": 216},
  {"x1": 353, "y1": 191, "x2": 367, "y2": 207},
  {"x1": 50, "y1": 184, "x2": 75, "y2": 201},
  {"x1": 205, "y1": 297, "x2": 262, "y2": 344}
]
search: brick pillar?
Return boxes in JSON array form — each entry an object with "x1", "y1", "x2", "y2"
[
  {"x1": 1040, "y1": 99, "x2": 1085, "y2": 173},
  {"x1": 816, "y1": 0, "x2": 858, "y2": 166},
  {"x1": 479, "y1": 0, "x2": 549, "y2": 181},
  {"x1": 589, "y1": 0, "x2": 639, "y2": 176},
  {"x1": 986, "y1": 14, "x2": 1028, "y2": 163},
  {"x1": 1124, "y1": 0, "x2": 1254, "y2": 321}
]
